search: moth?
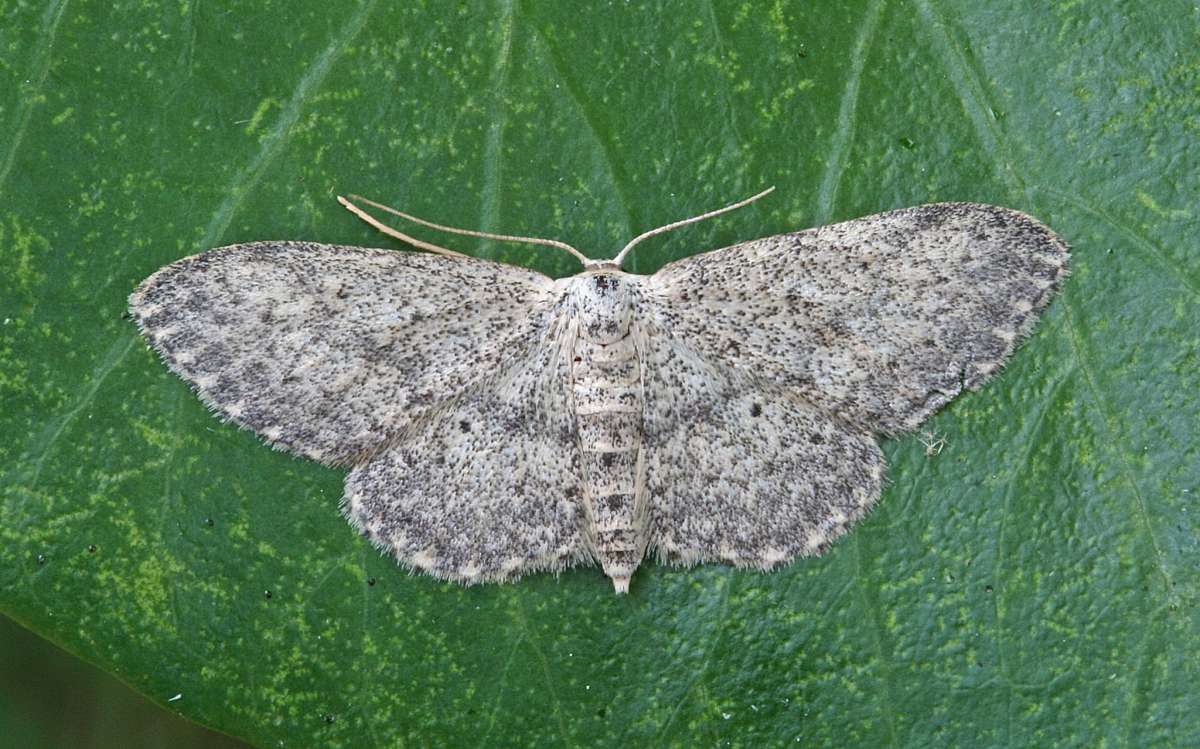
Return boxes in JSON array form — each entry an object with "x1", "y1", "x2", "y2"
[{"x1": 130, "y1": 189, "x2": 1068, "y2": 593}]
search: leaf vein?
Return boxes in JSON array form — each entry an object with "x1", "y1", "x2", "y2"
[
  {"x1": 654, "y1": 574, "x2": 735, "y2": 741},
  {"x1": 512, "y1": 596, "x2": 571, "y2": 745},
  {"x1": 814, "y1": 0, "x2": 887, "y2": 223},
  {"x1": 852, "y1": 534, "x2": 900, "y2": 748},
  {"x1": 199, "y1": 0, "x2": 380, "y2": 246},
  {"x1": 530, "y1": 22, "x2": 635, "y2": 261},
  {"x1": 1034, "y1": 185, "x2": 1200, "y2": 299},
  {"x1": 914, "y1": 0, "x2": 1025, "y2": 196},
  {"x1": 0, "y1": 0, "x2": 69, "y2": 198},
  {"x1": 478, "y1": 0, "x2": 518, "y2": 259},
  {"x1": 701, "y1": 0, "x2": 747, "y2": 148},
  {"x1": 22, "y1": 333, "x2": 138, "y2": 493},
  {"x1": 1061, "y1": 297, "x2": 1175, "y2": 599},
  {"x1": 990, "y1": 366, "x2": 1070, "y2": 743}
]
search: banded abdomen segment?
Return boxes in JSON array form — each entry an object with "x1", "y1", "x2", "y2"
[{"x1": 572, "y1": 331, "x2": 647, "y2": 593}]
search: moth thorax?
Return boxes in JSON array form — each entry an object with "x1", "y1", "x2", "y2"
[{"x1": 577, "y1": 273, "x2": 634, "y2": 344}]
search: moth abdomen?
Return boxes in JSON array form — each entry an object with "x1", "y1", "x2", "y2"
[{"x1": 569, "y1": 273, "x2": 650, "y2": 592}]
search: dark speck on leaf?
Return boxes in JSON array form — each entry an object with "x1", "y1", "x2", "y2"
[
  {"x1": 750, "y1": 403, "x2": 763, "y2": 417},
  {"x1": 367, "y1": 577, "x2": 376, "y2": 586}
]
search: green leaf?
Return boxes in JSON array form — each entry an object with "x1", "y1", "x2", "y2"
[{"x1": 2, "y1": 1, "x2": 1197, "y2": 746}]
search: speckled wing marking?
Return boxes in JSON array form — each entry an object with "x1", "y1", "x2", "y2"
[
  {"x1": 129, "y1": 200, "x2": 1069, "y2": 590},
  {"x1": 638, "y1": 202, "x2": 1067, "y2": 566},
  {"x1": 645, "y1": 203, "x2": 1069, "y2": 434},
  {"x1": 343, "y1": 321, "x2": 591, "y2": 583},
  {"x1": 638, "y1": 333, "x2": 885, "y2": 567},
  {"x1": 129, "y1": 242, "x2": 558, "y2": 465}
]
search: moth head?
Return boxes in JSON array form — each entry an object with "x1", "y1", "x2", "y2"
[{"x1": 576, "y1": 270, "x2": 636, "y2": 343}]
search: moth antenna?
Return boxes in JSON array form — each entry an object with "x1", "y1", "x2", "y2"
[
  {"x1": 612, "y1": 186, "x2": 776, "y2": 268},
  {"x1": 341, "y1": 194, "x2": 597, "y2": 268},
  {"x1": 337, "y1": 196, "x2": 469, "y2": 259}
]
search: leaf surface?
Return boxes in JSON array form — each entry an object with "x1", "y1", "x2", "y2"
[{"x1": 1, "y1": 1, "x2": 1196, "y2": 746}]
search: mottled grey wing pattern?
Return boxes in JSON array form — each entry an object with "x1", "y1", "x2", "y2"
[
  {"x1": 343, "y1": 321, "x2": 591, "y2": 583},
  {"x1": 130, "y1": 202, "x2": 1068, "y2": 589},
  {"x1": 637, "y1": 203, "x2": 1067, "y2": 566},
  {"x1": 645, "y1": 203, "x2": 1069, "y2": 434},
  {"x1": 638, "y1": 332, "x2": 885, "y2": 567},
  {"x1": 129, "y1": 242, "x2": 559, "y2": 465}
]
